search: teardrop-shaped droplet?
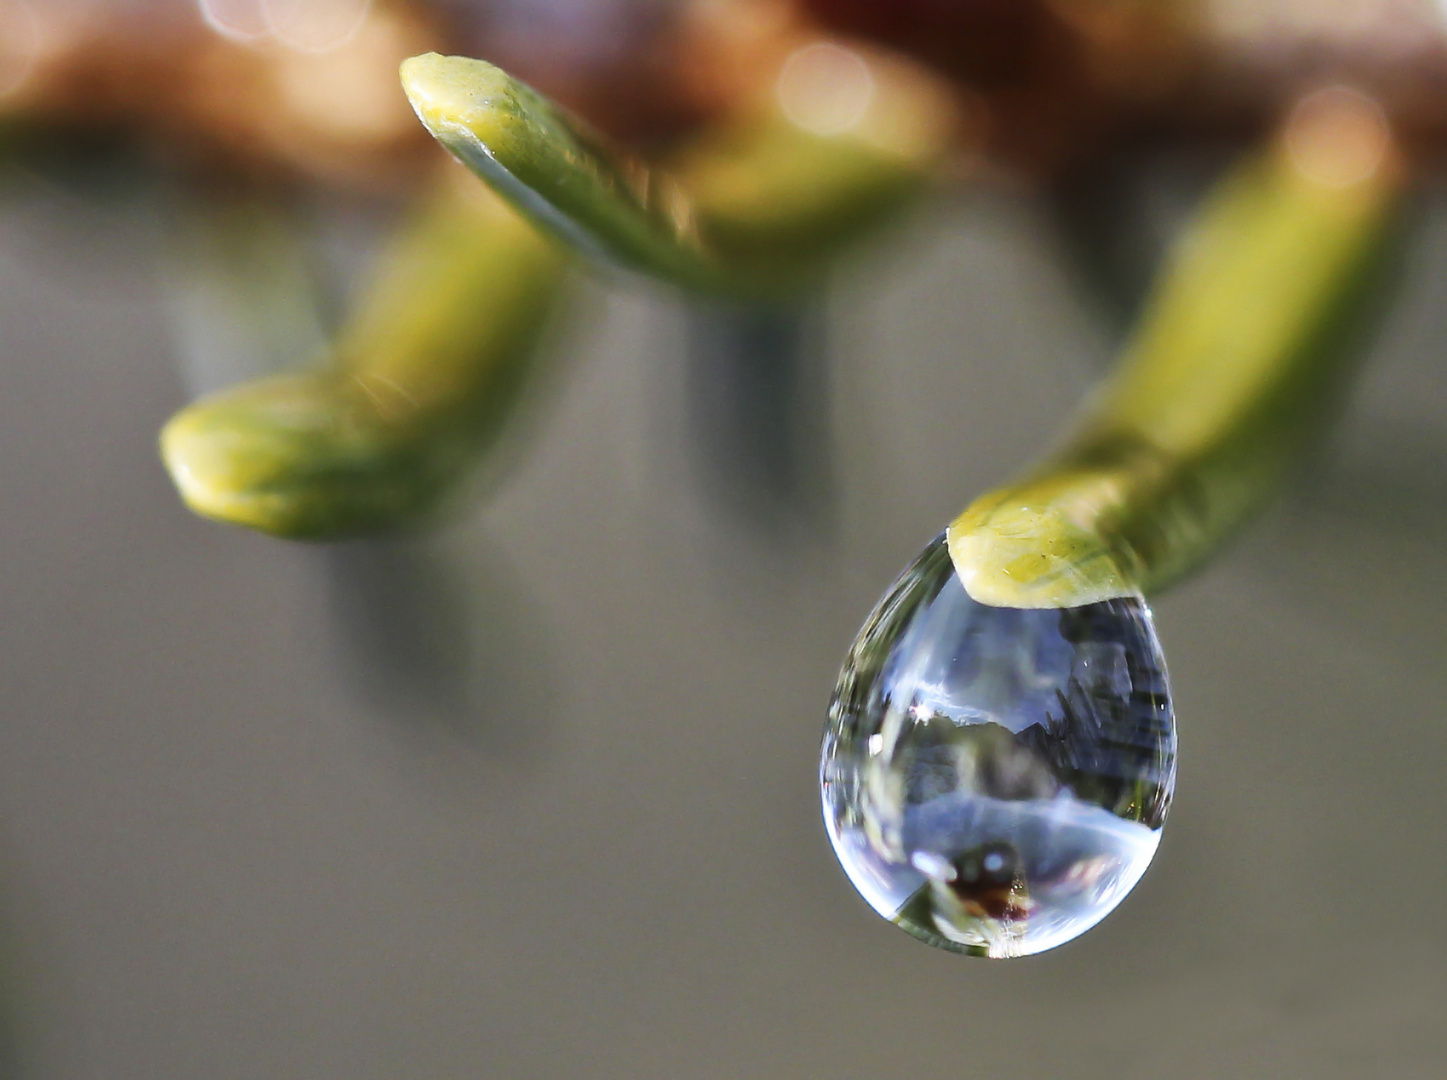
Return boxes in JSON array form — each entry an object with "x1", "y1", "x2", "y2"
[{"x1": 821, "y1": 533, "x2": 1176, "y2": 958}]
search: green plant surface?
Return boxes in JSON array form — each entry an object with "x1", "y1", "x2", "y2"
[
  {"x1": 400, "y1": 51, "x2": 954, "y2": 298},
  {"x1": 160, "y1": 175, "x2": 569, "y2": 539},
  {"x1": 947, "y1": 90, "x2": 1405, "y2": 608}
]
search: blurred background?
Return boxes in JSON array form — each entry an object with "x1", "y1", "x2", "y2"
[{"x1": 0, "y1": 0, "x2": 1446, "y2": 1076}]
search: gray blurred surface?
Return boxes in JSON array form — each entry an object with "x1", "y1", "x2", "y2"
[{"x1": 0, "y1": 176, "x2": 1443, "y2": 1079}]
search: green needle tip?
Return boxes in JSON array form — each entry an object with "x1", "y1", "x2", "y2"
[{"x1": 160, "y1": 373, "x2": 452, "y2": 540}]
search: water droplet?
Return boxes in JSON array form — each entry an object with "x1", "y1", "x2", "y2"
[{"x1": 821, "y1": 534, "x2": 1176, "y2": 957}]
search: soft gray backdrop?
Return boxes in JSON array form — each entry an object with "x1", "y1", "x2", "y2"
[{"x1": 0, "y1": 171, "x2": 1443, "y2": 1078}]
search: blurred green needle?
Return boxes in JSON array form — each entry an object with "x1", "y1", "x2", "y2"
[
  {"x1": 948, "y1": 88, "x2": 1405, "y2": 607},
  {"x1": 161, "y1": 178, "x2": 568, "y2": 539}
]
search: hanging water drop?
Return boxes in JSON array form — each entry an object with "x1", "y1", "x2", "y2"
[{"x1": 821, "y1": 533, "x2": 1176, "y2": 958}]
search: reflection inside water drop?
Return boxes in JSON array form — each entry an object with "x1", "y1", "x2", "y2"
[{"x1": 821, "y1": 534, "x2": 1175, "y2": 957}]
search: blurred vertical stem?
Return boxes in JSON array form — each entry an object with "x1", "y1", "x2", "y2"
[
  {"x1": 161, "y1": 170, "x2": 569, "y2": 538},
  {"x1": 685, "y1": 297, "x2": 833, "y2": 531},
  {"x1": 161, "y1": 190, "x2": 331, "y2": 397},
  {"x1": 948, "y1": 87, "x2": 1406, "y2": 608}
]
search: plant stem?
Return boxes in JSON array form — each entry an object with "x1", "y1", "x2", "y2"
[
  {"x1": 948, "y1": 88, "x2": 1406, "y2": 608},
  {"x1": 400, "y1": 50, "x2": 955, "y2": 297},
  {"x1": 161, "y1": 171, "x2": 569, "y2": 539}
]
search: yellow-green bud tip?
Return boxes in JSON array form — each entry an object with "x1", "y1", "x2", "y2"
[
  {"x1": 160, "y1": 387, "x2": 305, "y2": 535},
  {"x1": 946, "y1": 499, "x2": 1139, "y2": 609},
  {"x1": 159, "y1": 374, "x2": 419, "y2": 540},
  {"x1": 400, "y1": 53, "x2": 511, "y2": 146}
]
